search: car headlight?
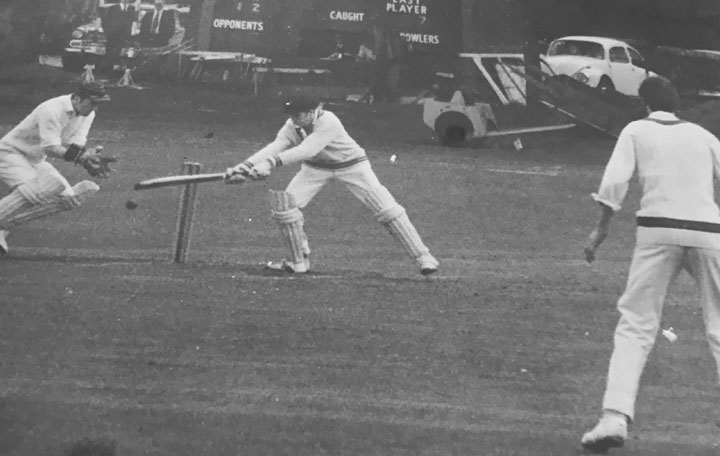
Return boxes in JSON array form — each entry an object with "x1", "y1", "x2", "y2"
[
  {"x1": 572, "y1": 71, "x2": 589, "y2": 84},
  {"x1": 71, "y1": 30, "x2": 84, "y2": 39}
]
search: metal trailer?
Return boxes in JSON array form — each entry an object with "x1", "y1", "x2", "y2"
[{"x1": 423, "y1": 53, "x2": 645, "y2": 147}]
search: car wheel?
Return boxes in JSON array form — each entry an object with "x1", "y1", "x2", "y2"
[{"x1": 596, "y1": 77, "x2": 615, "y2": 95}]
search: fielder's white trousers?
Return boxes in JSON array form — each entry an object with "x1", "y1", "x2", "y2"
[
  {"x1": 286, "y1": 160, "x2": 386, "y2": 209},
  {"x1": 602, "y1": 243, "x2": 720, "y2": 420}
]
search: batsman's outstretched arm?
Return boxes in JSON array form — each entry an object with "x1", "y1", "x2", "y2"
[
  {"x1": 244, "y1": 137, "x2": 290, "y2": 167},
  {"x1": 225, "y1": 135, "x2": 292, "y2": 184},
  {"x1": 584, "y1": 202, "x2": 615, "y2": 263}
]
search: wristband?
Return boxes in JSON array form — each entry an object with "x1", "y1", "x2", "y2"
[{"x1": 64, "y1": 144, "x2": 85, "y2": 162}]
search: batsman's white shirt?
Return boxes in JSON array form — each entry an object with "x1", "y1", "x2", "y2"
[
  {"x1": 0, "y1": 95, "x2": 94, "y2": 164},
  {"x1": 593, "y1": 111, "x2": 720, "y2": 249},
  {"x1": 245, "y1": 110, "x2": 366, "y2": 168}
]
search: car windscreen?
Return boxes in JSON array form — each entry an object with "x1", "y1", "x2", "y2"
[{"x1": 547, "y1": 40, "x2": 604, "y2": 59}]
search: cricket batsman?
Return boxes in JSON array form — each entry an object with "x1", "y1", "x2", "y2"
[
  {"x1": 224, "y1": 95, "x2": 439, "y2": 275},
  {"x1": 0, "y1": 81, "x2": 116, "y2": 254},
  {"x1": 581, "y1": 77, "x2": 720, "y2": 452}
]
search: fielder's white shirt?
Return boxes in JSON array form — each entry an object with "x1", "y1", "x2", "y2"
[
  {"x1": 246, "y1": 110, "x2": 367, "y2": 168},
  {"x1": 0, "y1": 95, "x2": 95, "y2": 164},
  {"x1": 593, "y1": 111, "x2": 720, "y2": 248}
]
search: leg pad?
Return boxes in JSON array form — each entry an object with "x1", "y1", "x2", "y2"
[
  {"x1": 269, "y1": 190, "x2": 308, "y2": 267},
  {"x1": 0, "y1": 172, "x2": 67, "y2": 228},
  {"x1": 361, "y1": 185, "x2": 430, "y2": 259},
  {"x1": 7, "y1": 180, "x2": 99, "y2": 228}
]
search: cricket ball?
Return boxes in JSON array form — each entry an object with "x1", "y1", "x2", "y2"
[{"x1": 125, "y1": 199, "x2": 138, "y2": 210}]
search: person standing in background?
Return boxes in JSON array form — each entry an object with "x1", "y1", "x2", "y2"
[
  {"x1": 370, "y1": 24, "x2": 408, "y2": 103},
  {"x1": 102, "y1": 0, "x2": 136, "y2": 68},
  {"x1": 139, "y1": 0, "x2": 175, "y2": 47}
]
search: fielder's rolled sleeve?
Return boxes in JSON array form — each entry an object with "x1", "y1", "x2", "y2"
[
  {"x1": 712, "y1": 135, "x2": 720, "y2": 182},
  {"x1": 592, "y1": 127, "x2": 636, "y2": 212}
]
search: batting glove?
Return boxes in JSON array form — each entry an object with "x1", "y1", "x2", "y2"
[
  {"x1": 224, "y1": 162, "x2": 252, "y2": 185},
  {"x1": 249, "y1": 158, "x2": 276, "y2": 180}
]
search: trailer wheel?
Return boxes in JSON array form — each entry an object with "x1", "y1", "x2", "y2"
[
  {"x1": 434, "y1": 111, "x2": 473, "y2": 147},
  {"x1": 477, "y1": 119, "x2": 499, "y2": 147}
]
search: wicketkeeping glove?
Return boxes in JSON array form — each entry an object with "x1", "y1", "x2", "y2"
[{"x1": 76, "y1": 146, "x2": 117, "y2": 179}]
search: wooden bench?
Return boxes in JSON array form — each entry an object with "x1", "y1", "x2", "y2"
[
  {"x1": 178, "y1": 51, "x2": 270, "y2": 83},
  {"x1": 252, "y1": 67, "x2": 332, "y2": 96}
]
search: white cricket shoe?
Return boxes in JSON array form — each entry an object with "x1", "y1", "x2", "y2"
[
  {"x1": 581, "y1": 414, "x2": 627, "y2": 453},
  {"x1": 0, "y1": 229, "x2": 8, "y2": 254},
  {"x1": 266, "y1": 255, "x2": 310, "y2": 274},
  {"x1": 417, "y1": 253, "x2": 439, "y2": 276}
]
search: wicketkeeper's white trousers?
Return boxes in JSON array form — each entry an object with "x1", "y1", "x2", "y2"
[
  {"x1": 602, "y1": 243, "x2": 720, "y2": 420},
  {"x1": 0, "y1": 149, "x2": 71, "y2": 190}
]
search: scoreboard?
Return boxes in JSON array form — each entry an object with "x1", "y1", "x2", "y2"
[{"x1": 209, "y1": 0, "x2": 462, "y2": 57}]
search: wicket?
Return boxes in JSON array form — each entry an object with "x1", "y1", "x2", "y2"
[{"x1": 174, "y1": 162, "x2": 202, "y2": 264}]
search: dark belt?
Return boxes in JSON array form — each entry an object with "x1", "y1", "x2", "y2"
[
  {"x1": 637, "y1": 216, "x2": 720, "y2": 233},
  {"x1": 304, "y1": 156, "x2": 368, "y2": 170}
]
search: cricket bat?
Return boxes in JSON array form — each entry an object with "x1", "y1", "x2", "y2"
[{"x1": 133, "y1": 172, "x2": 226, "y2": 190}]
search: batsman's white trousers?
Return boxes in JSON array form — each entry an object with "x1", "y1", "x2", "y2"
[
  {"x1": 286, "y1": 160, "x2": 386, "y2": 209},
  {"x1": 602, "y1": 243, "x2": 720, "y2": 420},
  {"x1": 0, "y1": 149, "x2": 71, "y2": 191}
]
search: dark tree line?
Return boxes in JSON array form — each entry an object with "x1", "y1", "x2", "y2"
[
  {"x1": 0, "y1": 0, "x2": 97, "y2": 62},
  {"x1": 524, "y1": 0, "x2": 720, "y2": 50}
]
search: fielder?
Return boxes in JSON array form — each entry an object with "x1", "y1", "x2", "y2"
[
  {"x1": 225, "y1": 95, "x2": 439, "y2": 275},
  {"x1": 0, "y1": 81, "x2": 116, "y2": 254},
  {"x1": 581, "y1": 77, "x2": 720, "y2": 452}
]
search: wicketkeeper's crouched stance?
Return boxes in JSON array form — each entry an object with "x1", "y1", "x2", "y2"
[
  {"x1": 0, "y1": 81, "x2": 116, "y2": 254},
  {"x1": 225, "y1": 95, "x2": 439, "y2": 275}
]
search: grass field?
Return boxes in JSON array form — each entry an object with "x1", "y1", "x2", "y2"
[{"x1": 1, "y1": 80, "x2": 719, "y2": 455}]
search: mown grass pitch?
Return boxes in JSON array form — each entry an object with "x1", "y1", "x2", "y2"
[{"x1": 0, "y1": 83, "x2": 719, "y2": 455}]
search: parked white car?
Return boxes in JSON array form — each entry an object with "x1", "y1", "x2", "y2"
[
  {"x1": 62, "y1": 18, "x2": 106, "y2": 71},
  {"x1": 542, "y1": 36, "x2": 657, "y2": 96}
]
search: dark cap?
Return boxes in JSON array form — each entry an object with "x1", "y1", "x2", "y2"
[
  {"x1": 638, "y1": 76, "x2": 679, "y2": 112},
  {"x1": 77, "y1": 81, "x2": 111, "y2": 102},
  {"x1": 282, "y1": 96, "x2": 319, "y2": 115}
]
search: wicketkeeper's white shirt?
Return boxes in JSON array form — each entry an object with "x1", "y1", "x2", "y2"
[
  {"x1": 0, "y1": 95, "x2": 94, "y2": 164},
  {"x1": 593, "y1": 111, "x2": 720, "y2": 249}
]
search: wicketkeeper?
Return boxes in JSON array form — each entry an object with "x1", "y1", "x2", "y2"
[
  {"x1": 0, "y1": 81, "x2": 116, "y2": 254},
  {"x1": 225, "y1": 95, "x2": 439, "y2": 275},
  {"x1": 581, "y1": 77, "x2": 720, "y2": 452}
]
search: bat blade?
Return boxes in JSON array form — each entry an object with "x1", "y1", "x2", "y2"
[{"x1": 133, "y1": 172, "x2": 226, "y2": 190}]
